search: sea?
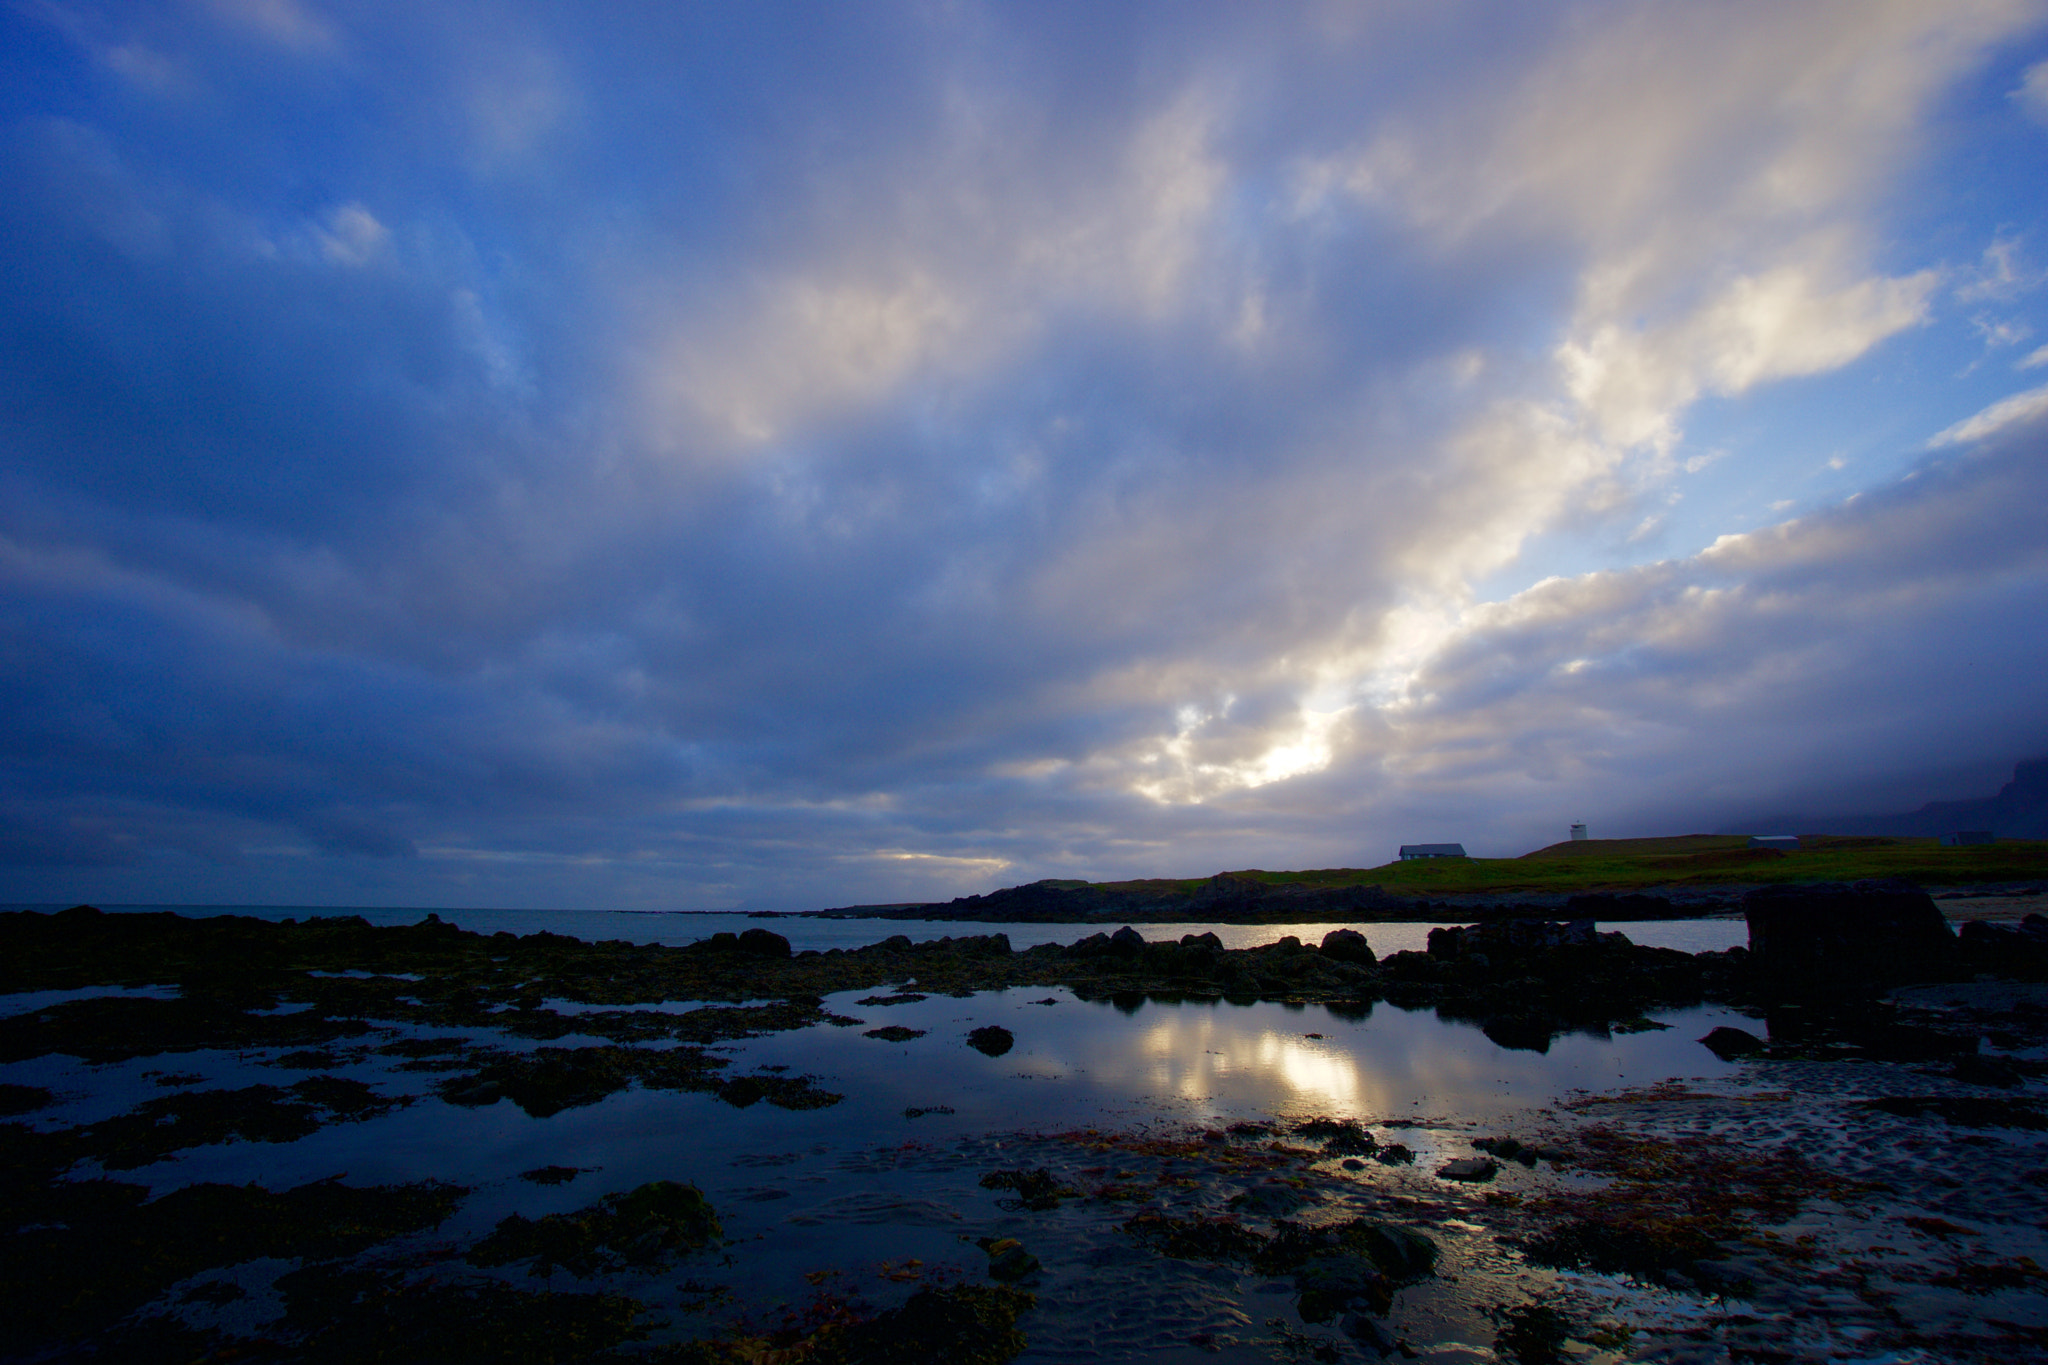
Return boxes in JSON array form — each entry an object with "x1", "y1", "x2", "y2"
[{"x1": 0, "y1": 903, "x2": 1753, "y2": 956}]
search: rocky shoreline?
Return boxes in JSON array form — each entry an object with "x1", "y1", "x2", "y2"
[{"x1": 5, "y1": 885, "x2": 2048, "y2": 1361}]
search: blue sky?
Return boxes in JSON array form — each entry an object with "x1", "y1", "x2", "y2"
[{"x1": 3, "y1": 0, "x2": 2047, "y2": 911}]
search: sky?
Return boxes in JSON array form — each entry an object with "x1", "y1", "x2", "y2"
[{"x1": 4, "y1": 0, "x2": 2048, "y2": 913}]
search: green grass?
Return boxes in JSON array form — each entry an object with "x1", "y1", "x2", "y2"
[{"x1": 1088, "y1": 835, "x2": 2048, "y2": 898}]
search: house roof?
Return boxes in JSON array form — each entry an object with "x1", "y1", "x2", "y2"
[{"x1": 1399, "y1": 843, "x2": 1467, "y2": 857}]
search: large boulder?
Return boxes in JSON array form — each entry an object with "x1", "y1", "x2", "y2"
[
  {"x1": 735, "y1": 927, "x2": 792, "y2": 958},
  {"x1": 1319, "y1": 928, "x2": 1376, "y2": 965},
  {"x1": 1742, "y1": 880, "x2": 1955, "y2": 987}
]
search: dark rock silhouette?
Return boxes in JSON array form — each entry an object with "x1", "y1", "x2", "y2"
[{"x1": 1742, "y1": 880, "x2": 1956, "y2": 986}]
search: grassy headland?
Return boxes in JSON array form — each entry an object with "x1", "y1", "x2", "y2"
[
  {"x1": 822, "y1": 835, "x2": 2048, "y2": 922},
  {"x1": 1212, "y1": 834, "x2": 2048, "y2": 896}
]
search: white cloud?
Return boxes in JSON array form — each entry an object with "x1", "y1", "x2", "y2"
[
  {"x1": 2015, "y1": 58, "x2": 2048, "y2": 121},
  {"x1": 2020, "y1": 342, "x2": 2048, "y2": 369},
  {"x1": 635, "y1": 83, "x2": 1235, "y2": 454},
  {"x1": 1930, "y1": 382, "x2": 2048, "y2": 446},
  {"x1": 1956, "y1": 232, "x2": 2046, "y2": 303},
  {"x1": 204, "y1": 0, "x2": 337, "y2": 54},
  {"x1": 315, "y1": 203, "x2": 389, "y2": 267},
  {"x1": 1559, "y1": 252, "x2": 1935, "y2": 454}
]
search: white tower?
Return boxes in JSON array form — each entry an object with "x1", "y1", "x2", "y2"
[{"x1": 1570, "y1": 822, "x2": 1588, "y2": 841}]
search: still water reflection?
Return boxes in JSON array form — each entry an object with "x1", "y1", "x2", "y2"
[
  {"x1": 730, "y1": 987, "x2": 1749, "y2": 1142},
  {"x1": 3, "y1": 977, "x2": 1760, "y2": 1361}
]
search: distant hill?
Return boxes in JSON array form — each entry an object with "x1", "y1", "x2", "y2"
[{"x1": 1729, "y1": 758, "x2": 2048, "y2": 840}]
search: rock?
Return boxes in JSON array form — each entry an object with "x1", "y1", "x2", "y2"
[
  {"x1": 1427, "y1": 917, "x2": 1609, "y2": 963},
  {"x1": 1295, "y1": 1117, "x2": 1375, "y2": 1154},
  {"x1": 1341, "y1": 1158, "x2": 1366, "y2": 1171},
  {"x1": 1373, "y1": 1143, "x2": 1414, "y2": 1166},
  {"x1": 1179, "y1": 931, "x2": 1224, "y2": 950},
  {"x1": 1436, "y1": 1156, "x2": 1499, "y2": 1182},
  {"x1": 981, "y1": 1167, "x2": 1073, "y2": 1211},
  {"x1": 1699, "y1": 1025, "x2": 1767, "y2": 1059},
  {"x1": 863, "y1": 1025, "x2": 925, "y2": 1042},
  {"x1": 1293, "y1": 1254, "x2": 1390, "y2": 1322},
  {"x1": 1949, "y1": 1053, "x2": 2024, "y2": 1088},
  {"x1": 1340, "y1": 1311, "x2": 1399, "y2": 1354},
  {"x1": 966, "y1": 1025, "x2": 1014, "y2": 1057},
  {"x1": 1347, "y1": 1221, "x2": 1437, "y2": 1280},
  {"x1": 1742, "y1": 880, "x2": 1956, "y2": 987},
  {"x1": 1109, "y1": 925, "x2": 1148, "y2": 953},
  {"x1": 735, "y1": 928, "x2": 791, "y2": 958},
  {"x1": 1067, "y1": 932, "x2": 1113, "y2": 957},
  {"x1": 980, "y1": 1237, "x2": 1039, "y2": 1281},
  {"x1": 1320, "y1": 928, "x2": 1377, "y2": 965},
  {"x1": 1472, "y1": 1136, "x2": 1543, "y2": 1168},
  {"x1": 1228, "y1": 1179, "x2": 1311, "y2": 1217}
]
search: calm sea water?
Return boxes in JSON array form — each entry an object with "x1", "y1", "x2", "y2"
[{"x1": 2, "y1": 903, "x2": 1752, "y2": 955}]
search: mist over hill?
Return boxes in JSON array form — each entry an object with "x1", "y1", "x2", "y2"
[{"x1": 1727, "y1": 759, "x2": 2048, "y2": 841}]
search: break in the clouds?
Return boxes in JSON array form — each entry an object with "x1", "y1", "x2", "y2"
[{"x1": 3, "y1": 1, "x2": 2046, "y2": 910}]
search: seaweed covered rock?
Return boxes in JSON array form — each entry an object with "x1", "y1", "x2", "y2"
[
  {"x1": 820, "y1": 1284, "x2": 1034, "y2": 1365},
  {"x1": 272, "y1": 1264, "x2": 645, "y2": 1363},
  {"x1": 980, "y1": 1167, "x2": 1076, "y2": 1211},
  {"x1": 466, "y1": 1180, "x2": 721, "y2": 1277},
  {"x1": 966, "y1": 1025, "x2": 1014, "y2": 1056}
]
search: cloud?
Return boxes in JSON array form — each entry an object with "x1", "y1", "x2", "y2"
[
  {"x1": 1373, "y1": 411, "x2": 2048, "y2": 831},
  {"x1": 1930, "y1": 382, "x2": 2048, "y2": 445},
  {"x1": 2016, "y1": 58, "x2": 2048, "y2": 121},
  {"x1": 1, "y1": 2, "x2": 2045, "y2": 908}
]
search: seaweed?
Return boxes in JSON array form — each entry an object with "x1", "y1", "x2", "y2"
[
  {"x1": 979, "y1": 1167, "x2": 1078, "y2": 1211},
  {"x1": 1121, "y1": 1211, "x2": 1269, "y2": 1262},
  {"x1": 1294, "y1": 1117, "x2": 1376, "y2": 1155},
  {"x1": 520, "y1": 1164, "x2": 593, "y2": 1185},
  {"x1": 0, "y1": 1082, "x2": 52, "y2": 1116},
  {"x1": 664, "y1": 1283, "x2": 1033, "y2": 1365},
  {"x1": 466, "y1": 1179, "x2": 722, "y2": 1278},
  {"x1": 1492, "y1": 1303, "x2": 1574, "y2": 1364},
  {"x1": 0, "y1": 1176, "x2": 465, "y2": 1353},
  {"x1": 73, "y1": 1076, "x2": 408, "y2": 1169},
  {"x1": 1513, "y1": 1123, "x2": 1876, "y2": 1284},
  {"x1": 272, "y1": 1263, "x2": 647, "y2": 1362},
  {"x1": 0, "y1": 993, "x2": 376, "y2": 1064}
]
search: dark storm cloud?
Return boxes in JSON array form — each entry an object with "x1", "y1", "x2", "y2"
[{"x1": 2, "y1": 1, "x2": 2045, "y2": 908}]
